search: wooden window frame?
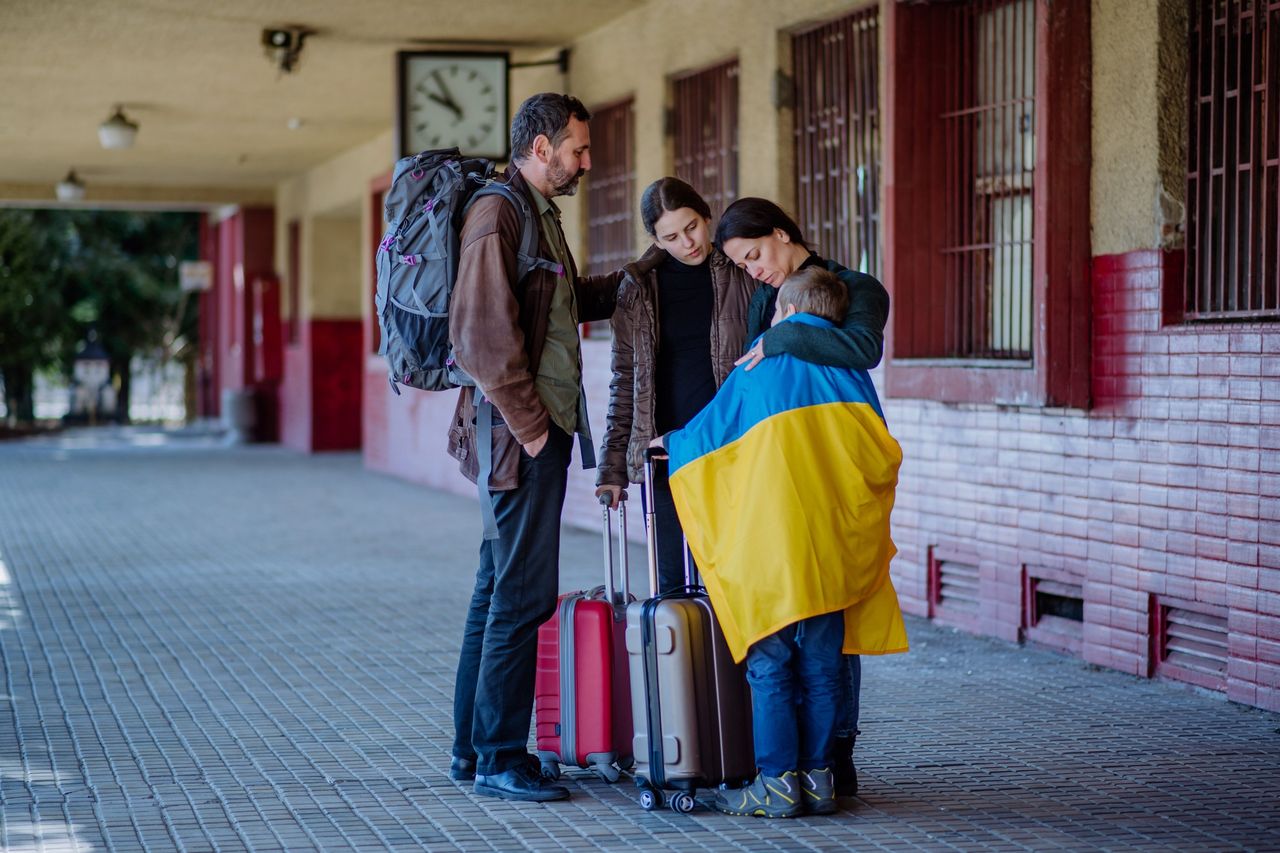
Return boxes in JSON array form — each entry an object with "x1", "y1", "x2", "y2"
[{"x1": 884, "y1": 0, "x2": 1091, "y2": 407}]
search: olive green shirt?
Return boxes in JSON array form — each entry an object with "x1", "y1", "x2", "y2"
[{"x1": 528, "y1": 184, "x2": 584, "y2": 441}]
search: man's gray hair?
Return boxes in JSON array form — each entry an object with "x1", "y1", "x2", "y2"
[{"x1": 510, "y1": 93, "x2": 591, "y2": 163}]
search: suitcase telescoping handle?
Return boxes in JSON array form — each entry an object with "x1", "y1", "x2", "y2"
[
  {"x1": 643, "y1": 445, "x2": 698, "y2": 597},
  {"x1": 642, "y1": 447, "x2": 663, "y2": 598},
  {"x1": 598, "y1": 492, "x2": 630, "y2": 605}
]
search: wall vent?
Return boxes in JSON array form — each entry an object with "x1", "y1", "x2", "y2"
[
  {"x1": 1022, "y1": 567, "x2": 1084, "y2": 655},
  {"x1": 1153, "y1": 597, "x2": 1228, "y2": 692},
  {"x1": 927, "y1": 545, "x2": 982, "y2": 632}
]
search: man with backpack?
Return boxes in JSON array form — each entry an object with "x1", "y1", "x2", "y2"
[{"x1": 446, "y1": 93, "x2": 622, "y2": 802}]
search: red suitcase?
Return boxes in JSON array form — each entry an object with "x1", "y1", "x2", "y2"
[{"x1": 534, "y1": 497, "x2": 634, "y2": 782}]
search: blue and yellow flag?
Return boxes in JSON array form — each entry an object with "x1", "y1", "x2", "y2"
[{"x1": 666, "y1": 314, "x2": 908, "y2": 663}]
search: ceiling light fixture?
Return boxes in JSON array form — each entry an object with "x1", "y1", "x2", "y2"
[
  {"x1": 55, "y1": 169, "x2": 85, "y2": 202},
  {"x1": 98, "y1": 106, "x2": 139, "y2": 149},
  {"x1": 262, "y1": 26, "x2": 312, "y2": 74}
]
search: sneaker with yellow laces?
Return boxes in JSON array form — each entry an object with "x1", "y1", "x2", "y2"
[{"x1": 713, "y1": 771, "x2": 802, "y2": 818}]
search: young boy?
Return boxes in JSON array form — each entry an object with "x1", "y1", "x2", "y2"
[{"x1": 654, "y1": 267, "x2": 908, "y2": 818}]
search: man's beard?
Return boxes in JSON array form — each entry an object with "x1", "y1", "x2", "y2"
[{"x1": 547, "y1": 160, "x2": 585, "y2": 197}]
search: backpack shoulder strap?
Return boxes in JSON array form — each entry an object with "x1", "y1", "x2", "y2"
[{"x1": 471, "y1": 182, "x2": 563, "y2": 284}]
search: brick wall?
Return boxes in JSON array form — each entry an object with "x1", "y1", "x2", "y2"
[{"x1": 883, "y1": 249, "x2": 1279, "y2": 711}]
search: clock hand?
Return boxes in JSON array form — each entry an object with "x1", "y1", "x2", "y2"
[
  {"x1": 425, "y1": 92, "x2": 463, "y2": 121},
  {"x1": 430, "y1": 70, "x2": 464, "y2": 116}
]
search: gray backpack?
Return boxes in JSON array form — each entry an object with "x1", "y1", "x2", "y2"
[{"x1": 374, "y1": 147, "x2": 559, "y2": 394}]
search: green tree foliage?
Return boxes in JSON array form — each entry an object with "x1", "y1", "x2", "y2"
[
  {"x1": 59, "y1": 211, "x2": 200, "y2": 418},
  {"x1": 0, "y1": 209, "x2": 199, "y2": 424},
  {"x1": 0, "y1": 210, "x2": 67, "y2": 422}
]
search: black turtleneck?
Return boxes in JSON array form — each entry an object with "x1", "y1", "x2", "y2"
[{"x1": 655, "y1": 253, "x2": 716, "y2": 434}]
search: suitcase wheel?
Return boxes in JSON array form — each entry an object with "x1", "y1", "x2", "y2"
[
  {"x1": 591, "y1": 762, "x2": 621, "y2": 784},
  {"x1": 539, "y1": 760, "x2": 561, "y2": 781},
  {"x1": 638, "y1": 787, "x2": 662, "y2": 811},
  {"x1": 669, "y1": 791, "x2": 696, "y2": 814}
]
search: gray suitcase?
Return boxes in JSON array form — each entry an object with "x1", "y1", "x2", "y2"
[{"x1": 625, "y1": 449, "x2": 755, "y2": 813}]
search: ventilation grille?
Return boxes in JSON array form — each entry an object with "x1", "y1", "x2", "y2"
[
  {"x1": 1033, "y1": 579, "x2": 1083, "y2": 623},
  {"x1": 1158, "y1": 603, "x2": 1228, "y2": 690},
  {"x1": 935, "y1": 558, "x2": 980, "y2": 612},
  {"x1": 1022, "y1": 569, "x2": 1084, "y2": 654}
]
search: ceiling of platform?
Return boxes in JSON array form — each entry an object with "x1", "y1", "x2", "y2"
[{"x1": 0, "y1": 0, "x2": 640, "y2": 195}]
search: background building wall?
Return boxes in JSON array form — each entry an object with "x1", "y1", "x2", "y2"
[
  {"x1": 263, "y1": 0, "x2": 1276, "y2": 709},
  {"x1": 878, "y1": 0, "x2": 1277, "y2": 710}
]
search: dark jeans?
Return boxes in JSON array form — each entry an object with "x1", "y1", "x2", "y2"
[
  {"x1": 839, "y1": 654, "x2": 862, "y2": 740},
  {"x1": 452, "y1": 425, "x2": 572, "y2": 775},
  {"x1": 646, "y1": 458, "x2": 696, "y2": 594},
  {"x1": 745, "y1": 611, "x2": 845, "y2": 776}
]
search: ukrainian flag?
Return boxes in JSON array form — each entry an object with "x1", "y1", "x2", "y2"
[{"x1": 666, "y1": 314, "x2": 908, "y2": 663}]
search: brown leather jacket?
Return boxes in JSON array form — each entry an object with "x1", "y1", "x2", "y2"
[
  {"x1": 447, "y1": 170, "x2": 621, "y2": 490},
  {"x1": 596, "y1": 244, "x2": 760, "y2": 487}
]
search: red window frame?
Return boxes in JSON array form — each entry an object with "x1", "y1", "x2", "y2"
[
  {"x1": 286, "y1": 220, "x2": 301, "y2": 345},
  {"x1": 884, "y1": 0, "x2": 1091, "y2": 407},
  {"x1": 368, "y1": 170, "x2": 393, "y2": 356}
]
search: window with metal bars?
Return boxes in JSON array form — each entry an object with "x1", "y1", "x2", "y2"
[
  {"x1": 672, "y1": 60, "x2": 739, "y2": 223},
  {"x1": 585, "y1": 99, "x2": 636, "y2": 278},
  {"x1": 1185, "y1": 0, "x2": 1280, "y2": 320},
  {"x1": 885, "y1": 0, "x2": 1090, "y2": 407},
  {"x1": 793, "y1": 7, "x2": 882, "y2": 278},
  {"x1": 943, "y1": 0, "x2": 1036, "y2": 359}
]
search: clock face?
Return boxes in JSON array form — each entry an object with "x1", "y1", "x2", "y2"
[{"x1": 397, "y1": 52, "x2": 509, "y2": 160}]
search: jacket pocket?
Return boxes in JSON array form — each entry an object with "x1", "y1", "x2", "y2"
[{"x1": 448, "y1": 389, "x2": 520, "y2": 491}]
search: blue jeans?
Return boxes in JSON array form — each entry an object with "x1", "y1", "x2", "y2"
[
  {"x1": 839, "y1": 655, "x2": 861, "y2": 740},
  {"x1": 451, "y1": 425, "x2": 572, "y2": 775},
  {"x1": 745, "y1": 611, "x2": 845, "y2": 777}
]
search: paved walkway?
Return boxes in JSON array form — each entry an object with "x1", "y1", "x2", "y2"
[{"x1": 0, "y1": 433, "x2": 1277, "y2": 852}]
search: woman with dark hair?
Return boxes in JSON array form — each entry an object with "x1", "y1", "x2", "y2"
[
  {"x1": 716, "y1": 196, "x2": 889, "y2": 373},
  {"x1": 715, "y1": 196, "x2": 892, "y2": 800},
  {"x1": 594, "y1": 177, "x2": 758, "y2": 595}
]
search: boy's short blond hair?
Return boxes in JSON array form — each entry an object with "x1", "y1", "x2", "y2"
[{"x1": 776, "y1": 267, "x2": 849, "y2": 323}]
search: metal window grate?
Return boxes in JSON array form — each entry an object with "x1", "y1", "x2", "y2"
[
  {"x1": 1158, "y1": 602, "x2": 1229, "y2": 688},
  {"x1": 1186, "y1": 0, "x2": 1280, "y2": 320},
  {"x1": 793, "y1": 7, "x2": 882, "y2": 278},
  {"x1": 673, "y1": 60, "x2": 740, "y2": 223},
  {"x1": 585, "y1": 99, "x2": 636, "y2": 278},
  {"x1": 940, "y1": 0, "x2": 1036, "y2": 358}
]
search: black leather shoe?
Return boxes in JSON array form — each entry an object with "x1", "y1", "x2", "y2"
[
  {"x1": 833, "y1": 735, "x2": 858, "y2": 797},
  {"x1": 474, "y1": 764, "x2": 570, "y2": 802},
  {"x1": 449, "y1": 756, "x2": 476, "y2": 781}
]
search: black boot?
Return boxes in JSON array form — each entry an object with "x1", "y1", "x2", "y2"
[{"x1": 833, "y1": 735, "x2": 857, "y2": 797}]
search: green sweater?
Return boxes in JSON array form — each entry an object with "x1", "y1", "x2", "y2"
[{"x1": 745, "y1": 255, "x2": 890, "y2": 370}]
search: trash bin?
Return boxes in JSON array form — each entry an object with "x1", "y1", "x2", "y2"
[{"x1": 221, "y1": 388, "x2": 256, "y2": 445}]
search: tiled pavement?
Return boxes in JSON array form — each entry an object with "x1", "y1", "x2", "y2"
[{"x1": 0, "y1": 433, "x2": 1278, "y2": 852}]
